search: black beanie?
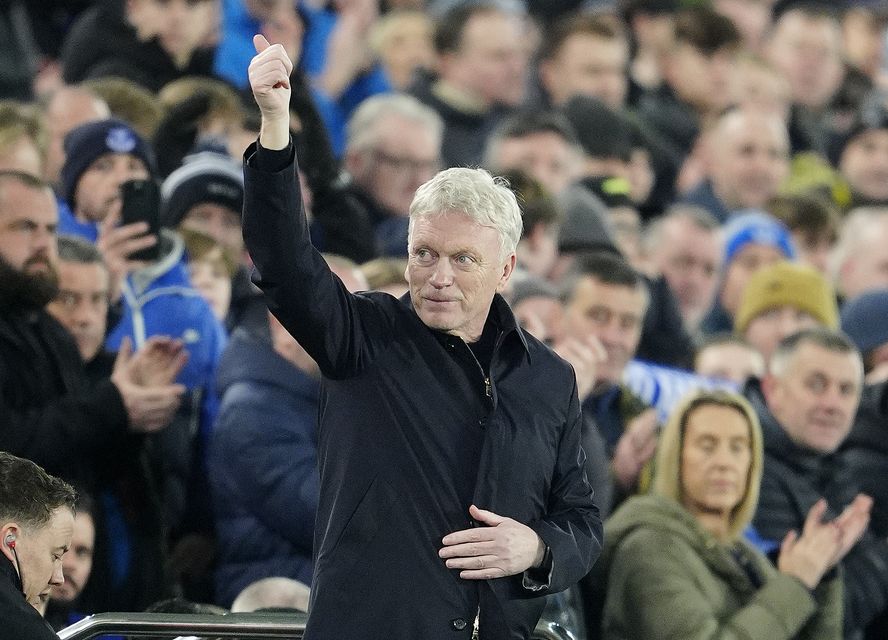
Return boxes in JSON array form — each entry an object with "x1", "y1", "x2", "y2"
[
  {"x1": 60, "y1": 118, "x2": 156, "y2": 206},
  {"x1": 159, "y1": 152, "x2": 244, "y2": 229}
]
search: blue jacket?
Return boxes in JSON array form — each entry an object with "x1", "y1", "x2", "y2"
[
  {"x1": 210, "y1": 327, "x2": 320, "y2": 606},
  {"x1": 242, "y1": 141, "x2": 601, "y2": 640},
  {"x1": 106, "y1": 230, "x2": 227, "y2": 400},
  {"x1": 106, "y1": 230, "x2": 227, "y2": 534}
]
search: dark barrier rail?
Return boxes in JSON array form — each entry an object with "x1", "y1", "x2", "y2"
[{"x1": 57, "y1": 612, "x2": 576, "y2": 640}]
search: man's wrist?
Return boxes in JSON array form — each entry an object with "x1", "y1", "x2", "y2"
[
  {"x1": 259, "y1": 115, "x2": 290, "y2": 151},
  {"x1": 532, "y1": 538, "x2": 548, "y2": 568}
]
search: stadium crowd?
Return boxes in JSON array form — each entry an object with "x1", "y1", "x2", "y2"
[{"x1": 3, "y1": 0, "x2": 888, "y2": 638}]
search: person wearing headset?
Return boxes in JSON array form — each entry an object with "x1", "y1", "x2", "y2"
[{"x1": 0, "y1": 451, "x2": 77, "y2": 639}]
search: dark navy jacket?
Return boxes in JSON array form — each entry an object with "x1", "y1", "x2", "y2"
[
  {"x1": 242, "y1": 141, "x2": 602, "y2": 639},
  {"x1": 210, "y1": 327, "x2": 320, "y2": 606}
]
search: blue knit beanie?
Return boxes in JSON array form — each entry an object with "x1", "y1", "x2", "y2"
[
  {"x1": 60, "y1": 118, "x2": 156, "y2": 207},
  {"x1": 723, "y1": 210, "x2": 796, "y2": 266}
]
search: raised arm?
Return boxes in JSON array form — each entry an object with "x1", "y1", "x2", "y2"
[{"x1": 243, "y1": 36, "x2": 393, "y2": 377}]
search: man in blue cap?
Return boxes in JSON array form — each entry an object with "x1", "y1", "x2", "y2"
[{"x1": 700, "y1": 210, "x2": 796, "y2": 335}]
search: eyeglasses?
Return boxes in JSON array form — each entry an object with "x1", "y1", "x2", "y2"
[{"x1": 371, "y1": 149, "x2": 440, "y2": 175}]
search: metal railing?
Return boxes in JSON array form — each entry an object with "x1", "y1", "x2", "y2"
[
  {"x1": 57, "y1": 612, "x2": 576, "y2": 640},
  {"x1": 57, "y1": 612, "x2": 307, "y2": 639}
]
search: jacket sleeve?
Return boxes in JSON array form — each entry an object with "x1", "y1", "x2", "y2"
[
  {"x1": 242, "y1": 142, "x2": 394, "y2": 379},
  {"x1": 604, "y1": 529, "x2": 822, "y2": 640},
  {"x1": 528, "y1": 380, "x2": 603, "y2": 594},
  {"x1": 0, "y1": 378, "x2": 128, "y2": 474},
  {"x1": 838, "y1": 534, "x2": 888, "y2": 631}
]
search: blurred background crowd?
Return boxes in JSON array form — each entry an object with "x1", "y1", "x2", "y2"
[{"x1": 4, "y1": 0, "x2": 888, "y2": 638}]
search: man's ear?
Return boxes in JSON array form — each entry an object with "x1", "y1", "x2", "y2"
[
  {"x1": 497, "y1": 253, "x2": 517, "y2": 292},
  {"x1": 0, "y1": 523, "x2": 19, "y2": 563}
]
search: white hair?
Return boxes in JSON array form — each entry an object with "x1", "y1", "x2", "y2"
[
  {"x1": 830, "y1": 206, "x2": 888, "y2": 290},
  {"x1": 408, "y1": 167, "x2": 523, "y2": 260},
  {"x1": 230, "y1": 577, "x2": 311, "y2": 613}
]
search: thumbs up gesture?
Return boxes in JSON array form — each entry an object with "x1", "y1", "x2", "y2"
[{"x1": 248, "y1": 34, "x2": 293, "y2": 149}]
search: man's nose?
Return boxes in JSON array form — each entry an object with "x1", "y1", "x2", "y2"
[
  {"x1": 50, "y1": 561, "x2": 64, "y2": 586},
  {"x1": 428, "y1": 262, "x2": 454, "y2": 288}
]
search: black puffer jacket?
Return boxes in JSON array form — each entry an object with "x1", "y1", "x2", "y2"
[{"x1": 746, "y1": 380, "x2": 888, "y2": 640}]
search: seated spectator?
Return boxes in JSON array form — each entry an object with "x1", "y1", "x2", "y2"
[
  {"x1": 60, "y1": 0, "x2": 218, "y2": 93},
  {"x1": 58, "y1": 118, "x2": 155, "y2": 258},
  {"x1": 682, "y1": 107, "x2": 791, "y2": 224},
  {"x1": 735, "y1": 261, "x2": 839, "y2": 363},
  {"x1": 342, "y1": 94, "x2": 442, "y2": 257},
  {"x1": 766, "y1": 193, "x2": 839, "y2": 275},
  {"x1": 409, "y1": 2, "x2": 529, "y2": 167},
  {"x1": 104, "y1": 222, "x2": 227, "y2": 601},
  {"x1": 0, "y1": 101, "x2": 45, "y2": 177},
  {"x1": 700, "y1": 211, "x2": 796, "y2": 335},
  {"x1": 746, "y1": 329, "x2": 883, "y2": 638},
  {"x1": 160, "y1": 151, "x2": 267, "y2": 335},
  {"x1": 230, "y1": 577, "x2": 311, "y2": 614},
  {"x1": 536, "y1": 12, "x2": 630, "y2": 110},
  {"x1": 834, "y1": 91, "x2": 888, "y2": 210},
  {"x1": 43, "y1": 85, "x2": 111, "y2": 192},
  {"x1": 694, "y1": 333, "x2": 765, "y2": 387},
  {"x1": 831, "y1": 206, "x2": 888, "y2": 302},
  {"x1": 40, "y1": 86, "x2": 110, "y2": 191},
  {"x1": 634, "y1": 6, "x2": 742, "y2": 205},
  {"x1": 508, "y1": 275, "x2": 564, "y2": 346},
  {"x1": 181, "y1": 229, "x2": 237, "y2": 324},
  {"x1": 560, "y1": 252, "x2": 656, "y2": 506},
  {"x1": 643, "y1": 205, "x2": 721, "y2": 333},
  {"x1": 369, "y1": 10, "x2": 435, "y2": 91},
  {"x1": 483, "y1": 110, "x2": 583, "y2": 197},
  {"x1": 591, "y1": 389, "x2": 846, "y2": 639},
  {"x1": 730, "y1": 54, "x2": 792, "y2": 121},
  {"x1": 766, "y1": 3, "x2": 846, "y2": 156},
  {"x1": 209, "y1": 256, "x2": 367, "y2": 607}
]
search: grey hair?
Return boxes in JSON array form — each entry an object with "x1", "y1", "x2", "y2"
[
  {"x1": 346, "y1": 93, "x2": 443, "y2": 153},
  {"x1": 642, "y1": 204, "x2": 720, "y2": 256},
  {"x1": 408, "y1": 167, "x2": 523, "y2": 260},
  {"x1": 830, "y1": 206, "x2": 888, "y2": 289},
  {"x1": 769, "y1": 328, "x2": 862, "y2": 379}
]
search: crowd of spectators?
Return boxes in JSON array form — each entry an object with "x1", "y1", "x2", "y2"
[{"x1": 3, "y1": 0, "x2": 888, "y2": 638}]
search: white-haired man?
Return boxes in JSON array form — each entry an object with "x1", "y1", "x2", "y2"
[{"x1": 243, "y1": 35, "x2": 601, "y2": 639}]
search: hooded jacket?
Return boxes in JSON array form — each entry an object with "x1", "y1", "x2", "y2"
[{"x1": 593, "y1": 493, "x2": 842, "y2": 640}]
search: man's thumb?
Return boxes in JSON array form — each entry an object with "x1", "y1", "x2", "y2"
[{"x1": 253, "y1": 34, "x2": 271, "y2": 53}]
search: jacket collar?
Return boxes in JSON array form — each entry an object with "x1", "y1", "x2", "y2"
[{"x1": 401, "y1": 291, "x2": 530, "y2": 357}]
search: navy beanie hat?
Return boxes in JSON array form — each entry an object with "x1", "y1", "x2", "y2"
[
  {"x1": 159, "y1": 151, "x2": 244, "y2": 229},
  {"x1": 60, "y1": 118, "x2": 156, "y2": 206}
]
